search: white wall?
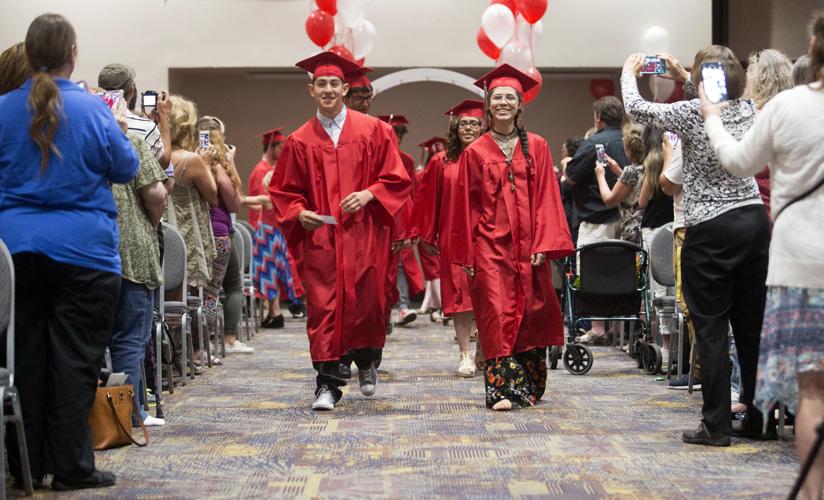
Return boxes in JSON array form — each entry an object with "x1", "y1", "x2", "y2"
[{"x1": 0, "y1": 0, "x2": 711, "y2": 91}]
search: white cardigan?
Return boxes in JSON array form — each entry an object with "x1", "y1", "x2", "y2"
[{"x1": 705, "y1": 83, "x2": 824, "y2": 289}]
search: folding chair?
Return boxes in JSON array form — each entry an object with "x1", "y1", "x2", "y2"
[
  {"x1": 235, "y1": 221, "x2": 264, "y2": 329},
  {"x1": 0, "y1": 239, "x2": 34, "y2": 497},
  {"x1": 235, "y1": 224, "x2": 258, "y2": 340},
  {"x1": 648, "y1": 223, "x2": 686, "y2": 379},
  {"x1": 160, "y1": 223, "x2": 193, "y2": 386}
]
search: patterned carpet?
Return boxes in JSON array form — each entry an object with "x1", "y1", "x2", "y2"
[{"x1": 23, "y1": 315, "x2": 799, "y2": 499}]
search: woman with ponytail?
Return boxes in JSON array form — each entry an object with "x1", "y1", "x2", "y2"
[
  {"x1": 449, "y1": 65, "x2": 574, "y2": 410},
  {"x1": 699, "y1": 10, "x2": 824, "y2": 495},
  {"x1": 0, "y1": 14, "x2": 138, "y2": 491}
]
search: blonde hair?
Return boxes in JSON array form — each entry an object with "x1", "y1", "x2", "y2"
[
  {"x1": 744, "y1": 49, "x2": 794, "y2": 109},
  {"x1": 169, "y1": 95, "x2": 198, "y2": 151},
  {"x1": 197, "y1": 115, "x2": 243, "y2": 196},
  {"x1": 622, "y1": 122, "x2": 645, "y2": 165},
  {"x1": 0, "y1": 42, "x2": 30, "y2": 95}
]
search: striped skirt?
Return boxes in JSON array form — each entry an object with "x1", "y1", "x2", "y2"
[{"x1": 252, "y1": 224, "x2": 298, "y2": 302}]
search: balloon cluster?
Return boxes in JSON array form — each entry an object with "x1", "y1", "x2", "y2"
[
  {"x1": 477, "y1": 0, "x2": 547, "y2": 104},
  {"x1": 305, "y1": 0, "x2": 376, "y2": 65}
]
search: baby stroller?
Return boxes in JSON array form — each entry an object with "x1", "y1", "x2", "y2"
[{"x1": 560, "y1": 239, "x2": 658, "y2": 375}]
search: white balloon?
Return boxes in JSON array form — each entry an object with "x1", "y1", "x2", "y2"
[
  {"x1": 642, "y1": 25, "x2": 670, "y2": 54},
  {"x1": 481, "y1": 4, "x2": 515, "y2": 48},
  {"x1": 352, "y1": 18, "x2": 377, "y2": 60},
  {"x1": 515, "y1": 14, "x2": 530, "y2": 44},
  {"x1": 649, "y1": 74, "x2": 676, "y2": 102},
  {"x1": 531, "y1": 20, "x2": 543, "y2": 47},
  {"x1": 338, "y1": 0, "x2": 369, "y2": 27},
  {"x1": 498, "y1": 40, "x2": 533, "y2": 73}
]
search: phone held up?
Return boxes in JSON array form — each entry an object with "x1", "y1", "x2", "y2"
[
  {"x1": 641, "y1": 55, "x2": 667, "y2": 75},
  {"x1": 595, "y1": 144, "x2": 607, "y2": 165},
  {"x1": 198, "y1": 130, "x2": 211, "y2": 150},
  {"x1": 701, "y1": 62, "x2": 728, "y2": 104},
  {"x1": 141, "y1": 90, "x2": 158, "y2": 112},
  {"x1": 95, "y1": 89, "x2": 123, "y2": 111}
]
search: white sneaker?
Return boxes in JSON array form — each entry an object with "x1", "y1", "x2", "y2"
[
  {"x1": 312, "y1": 386, "x2": 336, "y2": 411},
  {"x1": 225, "y1": 341, "x2": 255, "y2": 354},
  {"x1": 457, "y1": 351, "x2": 475, "y2": 378},
  {"x1": 143, "y1": 415, "x2": 165, "y2": 427},
  {"x1": 396, "y1": 308, "x2": 417, "y2": 326}
]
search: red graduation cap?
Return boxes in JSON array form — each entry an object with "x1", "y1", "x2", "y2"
[
  {"x1": 255, "y1": 127, "x2": 285, "y2": 146},
  {"x1": 418, "y1": 137, "x2": 447, "y2": 151},
  {"x1": 346, "y1": 66, "x2": 373, "y2": 89},
  {"x1": 474, "y1": 63, "x2": 539, "y2": 95},
  {"x1": 377, "y1": 115, "x2": 409, "y2": 126},
  {"x1": 444, "y1": 99, "x2": 485, "y2": 119},
  {"x1": 295, "y1": 51, "x2": 362, "y2": 81}
]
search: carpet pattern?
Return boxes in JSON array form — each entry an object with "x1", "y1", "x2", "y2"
[{"x1": 24, "y1": 317, "x2": 798, "y2": 499}]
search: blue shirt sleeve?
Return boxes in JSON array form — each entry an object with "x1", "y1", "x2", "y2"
[{"x1": 104, "y1": 115, "x2": 139, "y2": 184}]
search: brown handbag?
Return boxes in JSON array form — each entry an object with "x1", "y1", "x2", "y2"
[{"x1": 88, "y1": 384, "x2": 149, "y2": 450}]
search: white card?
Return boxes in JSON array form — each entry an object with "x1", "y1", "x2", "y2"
[{"x1": 319, "y1": 215, "x2": 337, "y2": 225}]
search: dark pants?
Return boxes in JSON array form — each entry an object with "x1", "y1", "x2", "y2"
[
  {"x1": 314, "y1": 348, "x2": 380, "y2": 399},
  {"x1": 8, "y1": 253, "x2": 120, "y2": 480},
  {"x1": 221, "y1": 237, "x2": 242, "y2": 337},
  {"x1": 682, "y1": 205, "x2": 769, "y2": 434}
]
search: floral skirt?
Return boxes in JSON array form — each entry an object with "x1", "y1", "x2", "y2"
[
  {"x1": 755, "y1": 286, "x2": 824, "y2": 416},
  {"x1": 484, "y1": 348, "x2": 547, "y2": 409},
  {"x1": 252, "y1": 224, "x2": 297, "y2": 302}
]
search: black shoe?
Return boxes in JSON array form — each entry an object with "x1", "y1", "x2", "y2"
[
  {"x1": 270, "y1": 314, "x2": 285, "y2": 328},
  {"x1": 682, "y1": 422, "x2": 731, "y2": 447},
  {"x1": 731, "y1": 409, "x2": 765, "y2": 439},
  {"x1": 358, "y1": 363, "x2": 378, "y2": 397},
  {"x1": 288, "y1": 301, "x2": 306, "y2": 318},
  {"x1": 52, "y1": 470, "x2": 116, "y2": 491},
  {"x1": 261, "y1": 316, "x2": 274, "y2": 328},
  {"x1": 339, "y1": 362, "x2": 352, "y2": 379}
]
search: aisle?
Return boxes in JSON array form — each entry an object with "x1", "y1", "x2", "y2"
[{"x1": 48, "y1": 317, "x2": 796, "y2": 499}]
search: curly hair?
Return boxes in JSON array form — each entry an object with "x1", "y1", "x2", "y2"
[
  {"x1": 445, "y1": 117, "x2": 462, "y2": 162},
  {"x1": 197, "y1": 115, "x2": 243, "y2": 196},
  {"x1": 622, "y1": 122, "x2": 645, "y2": 165},
  {"x1": 169, "y1": 95, "x2": 198, "y2": 151},
  {"x1": 744, "y1": 49, "x2": 794, "y2": 109}
]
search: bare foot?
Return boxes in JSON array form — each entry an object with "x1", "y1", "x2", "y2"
[{"x1": 492, "y1": 399, "x2": 512, "y2": 411}]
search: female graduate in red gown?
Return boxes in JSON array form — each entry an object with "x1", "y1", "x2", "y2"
[
  {"x1": 414, "y1": 102, "x2": 484, "y2": 378},
  {"x1": 449, "y1": 65, "x2": 574, "y2": 410}
]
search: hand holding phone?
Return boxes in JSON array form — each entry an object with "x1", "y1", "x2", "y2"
[
  {"x1": 141, "y1": 90, "x2": 158, "y2": 112},
  {"x1": 701, "y1": 62, "x2": 728, "y2": 104},
  {"x1": 640, "y1": 56, "x2": 667, "y2": 75},
  {"x1": 595, "y1": 144, "x2": 607, "y2": 166},
  {"x1": 198, "y1": 130, "x2": 211, "y2": 150}
]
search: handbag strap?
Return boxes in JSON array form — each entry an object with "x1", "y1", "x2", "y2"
[
  {"x1": 106, "y1": 392, "x2": 149, "y2": 447},
  {"x1": 773, "y1": 174, "x2": 824, "y2": 221}
]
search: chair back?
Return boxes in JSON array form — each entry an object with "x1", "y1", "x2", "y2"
[
  {"x1": 162, "y1": 222, "x2": 188, "y2": 292},
  {"x1": 0, "y1": 239, "x2": 16, "y2": 379},
  {"x1": 235, "y1": 224, "x2": 254, "y2": 275},
  {"x1": 649, "y1": 223, "x2": 675, "y2": 287},
  {"x1": 237, "y1": 220, "x2": 255, "y2": 236},
  {"x1": 578, "y1": 239, "x2": 645, "y2": 296}
]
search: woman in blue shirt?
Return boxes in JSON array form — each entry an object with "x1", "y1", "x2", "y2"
[{"x1": 0, "y1": 14, "x2": 138, "y2": 491}]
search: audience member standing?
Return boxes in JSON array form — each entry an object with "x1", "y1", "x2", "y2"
[
  {"x1": 269, "y1": 52, "x2": 411, "y2": 411},
  {"x1": 0, "y1": 42, "x2": 31, "y2": 95},
  {"x1": 450, "y1": 65, "x2": 574, "y2": 410},
  {"x1": 699, "y1": 11, "x2": 824, "y2": 493},
  {"x1": 623, "y1": 48, "x2": 768, "y2": 446},
  {"x1": 0, "y1": 14, "x2": 138, "y2": 490}
]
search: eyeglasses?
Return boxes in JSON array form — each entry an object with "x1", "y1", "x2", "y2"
[
  {"x1": 458, "y1": 120, "x2": 482, "y2": 129},
  {"x1": 348, "y1": 93, "x2": 374, "y2": 104}
]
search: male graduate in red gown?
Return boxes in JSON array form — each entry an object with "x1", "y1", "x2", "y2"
[
  {"x1": 269, "y1": 51, "x2": 411, "y2": 411},
  {"x1": 377, "y1": 115, "x2": 425, "y2": 326},
  {"x1": 247, "y1": 128, "x2": 306, "y2": 319},
  {"x1": 448, "y1": 65, "x2": 574, "y2": 410}
]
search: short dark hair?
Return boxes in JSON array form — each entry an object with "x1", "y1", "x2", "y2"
[
  {"x1": 593, "y1": 96, "x2": 625, "y2": 126},
  {"x1": 563, "y1": 137, "x2": 583, "y2": 157},
  {"x1": 690, "y1": 45, "x2": 747, "y2": 100}
]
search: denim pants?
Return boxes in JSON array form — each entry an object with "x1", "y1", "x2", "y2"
[
  {"x1": 109, "y1": 278, "x2": 155, "y2": 421},
  {"x1": 396, "y1": 259, "x2": 410, "y2": 310}
]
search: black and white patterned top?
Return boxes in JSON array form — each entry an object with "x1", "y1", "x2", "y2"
[{"x1": 621, "y1": 72, "x2": 762, "y2": 227}]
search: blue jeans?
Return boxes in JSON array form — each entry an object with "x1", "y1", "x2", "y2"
[
  {"x1": 396, "y1": 260, "x2": 410, "y2": 310},
  {"x1": 109, "y1": 279, "x2": 154, "y2": 421}
]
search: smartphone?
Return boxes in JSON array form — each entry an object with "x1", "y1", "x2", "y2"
[
  {"x1": 702, "y1": 62, "x2": 728, "y2": 104},
  {"x1": 595, "y1": 144, "x2": 606, "y2": 165},
  {"x1": 641, "y1": 55, "x2": 667, "y2": 75},
  {"x1": 198, "y1": 130, "x2": 211, "y2": 150},
  {"x1": 664, "y1": 131, "x2": 679, "y2": 146},
  {"x1": 141, "y1": 90, "x2": 158, "y2": 109},
  {"x1": 96, "y1": 89, "x2": 123, "y2": 110}
]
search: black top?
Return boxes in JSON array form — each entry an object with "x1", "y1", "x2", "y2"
[
  {"x1": 565, "y1": 125, "x2": 625, "y2": 224},
  {"x1": 641, "y1": 191, "x2": 674, "y2": 229}
]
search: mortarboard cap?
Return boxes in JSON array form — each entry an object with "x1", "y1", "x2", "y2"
[
  {"x1": 377, "y1": 115, "x2": 409, "y2": 126},
  {"x1": 295, "y1": 51, "x2": 362, "y2": 81},
  {"x1": 473, "y1": 64, "x2": 539, "y2": 95},
  {"x1": 444, "y1": 99, "x2": 485, "y2": 119},
  {"x1": 346, "y1": 67, "x2": 373, "y2": 89},
  {"x1": 255, "y1": 127, "x2": 285, "y2": 146},
  {"x1": 418, "y1": 137, "x2": 447, "y2": 150}
]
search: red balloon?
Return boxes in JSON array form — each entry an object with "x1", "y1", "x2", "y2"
[
  {"x1": 666, "y1": 81, "x2": 685, "y2": 103},
  {"x1": 589, "y1": 79, "x2": 615, "y2": 99},
  {"x1": 305, "y1": 10, "x2": 334, "y2": 48},
  {"x1": 316, "y1": 0, "x2": 337, "y2": 15},
  {"x1": 477, "y1": 27, "x2": 501, "y2": 60},
  {"x1": 490, "y1": 0, "x2": 518, "y2": 15},
  {"x1": 523, "y1": 67, "x2": 543, "y2": 104},
  {"x1": 516, "y1": 0, "x2": 547, "y2": 24},
  {"x1": 329, "y1": 44, "x2": 355, "y2": 62}
]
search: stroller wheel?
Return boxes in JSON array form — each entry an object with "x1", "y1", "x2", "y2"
[
  {"x1": 549, "y1": 346, "x2": 561, "y2": 370},
  {"x1": 563, "y1": 344, "x2": 593, "y2": 375},
  {"x1": 642, "y1": 344, "x2": 662, "y2": 375},
  {"x1": 635, "y1": 340, "x2": 645, "y2": 368}
]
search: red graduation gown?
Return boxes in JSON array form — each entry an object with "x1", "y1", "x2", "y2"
[
  {"x1": 269, "y1": 109, "x2": 411, "y2": 362},
  {"x1": 448, "y1": 132, "x2": 573, "y2": 359},
  {"x1": 247, "y1": 159, "x2": 272, "y2": 229},
  {"x1": 414, "y1": 152, "x2": 469, "y2": 315},
  {"x1": 396, "y1": 150, "x2": 424, "y2": 295},
  {"x1": 414, "y1": 167, "x2": 441, "y2": 281}
]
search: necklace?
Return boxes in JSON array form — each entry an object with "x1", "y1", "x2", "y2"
[{"x1": 491, "y1": 128, "x2": 519, "y2": 192}]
